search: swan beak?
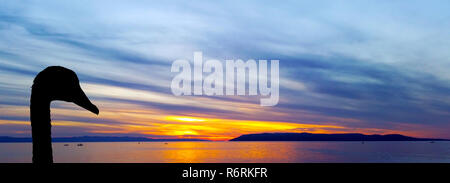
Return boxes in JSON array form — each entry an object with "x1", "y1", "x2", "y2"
[{"x1": 73, "y1": 89, "x2": 99, "y2": 115}]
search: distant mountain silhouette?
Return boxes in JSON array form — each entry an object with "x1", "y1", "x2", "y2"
[
  {"x1": 230, "y1": 133, "x2": 448, "y2": 141},
  {"x1": 0, "y1": 136, "x2": 208, "y2": 143}
]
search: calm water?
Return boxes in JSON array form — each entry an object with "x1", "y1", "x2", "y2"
[{"x1": 0, "y1": 141, "x2": 449, "y2": 163}]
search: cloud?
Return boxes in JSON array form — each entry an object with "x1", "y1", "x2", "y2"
[{"x1": 1, "y1": 0, "x2": 450, "y2": 139}]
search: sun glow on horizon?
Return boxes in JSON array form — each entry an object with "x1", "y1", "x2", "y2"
[
  {"x1": 165, "y1": 116, "x2": 207, "y2": 122},
  {"x1": 0, "y1": 104, "x2": 439, "y2": 141}
]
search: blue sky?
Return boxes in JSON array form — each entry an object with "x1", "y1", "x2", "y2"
[{"x1": 0, "y1": 0, "x2": 450, "y2": 139}]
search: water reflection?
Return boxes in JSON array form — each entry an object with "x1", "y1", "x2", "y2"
[{"x1": 0, "y1": 141, "x2": 449, "y2": 163}]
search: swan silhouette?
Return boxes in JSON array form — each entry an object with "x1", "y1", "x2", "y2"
[{"x1": 30, "y1": 66, "x2": 99, "y2": 164}]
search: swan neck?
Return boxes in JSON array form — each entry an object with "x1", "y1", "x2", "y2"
[
  {"x1": 30, "y1": 87, "x2": 53, "y2": 164},
  {"x1": 30, "y1": 90, "x2": 51, "y2": 123}
]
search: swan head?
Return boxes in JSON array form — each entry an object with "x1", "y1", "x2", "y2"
[{"x1": 32, "y1": 66, "x2": 99, "y2": 115}]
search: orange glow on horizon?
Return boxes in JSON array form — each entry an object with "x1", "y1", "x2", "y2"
[
  {"x1": 0, "y1": 103, "x2": 440, "y2": 141},
  {"x1": 165, "y1": 116, "x2": 207, "y2": 122}
]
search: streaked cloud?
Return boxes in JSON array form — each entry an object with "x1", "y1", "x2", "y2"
[{"x1": 1, "y1": 0, "x2": 450, "y2": 139}]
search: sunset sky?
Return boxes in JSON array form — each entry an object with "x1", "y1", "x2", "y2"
[{"x1": 1, "y1": 0, "x2": 450, "y2": 140}]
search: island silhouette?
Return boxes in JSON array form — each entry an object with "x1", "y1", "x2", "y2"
[
  {"x1": 30, "y1": 66, "x2": 99, "y2": 164},
  {"x1": 230, "y1": 133, "x2": 448, "y2": 141},
  {"x1": 1, "y1": 133, "x2": 446, "y2": 143}
]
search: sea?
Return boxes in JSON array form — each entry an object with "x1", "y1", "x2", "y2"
[{"x1": 0, "y1": 141, "x2": 449, "y2": 163}]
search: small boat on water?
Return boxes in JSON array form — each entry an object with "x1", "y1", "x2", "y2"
[
  {"x1": 164, "y1": 142, "x2": 168, "y2": 145},
  {"x1": 77, "y1": 143, "x2": 84, "y2": 146}
]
